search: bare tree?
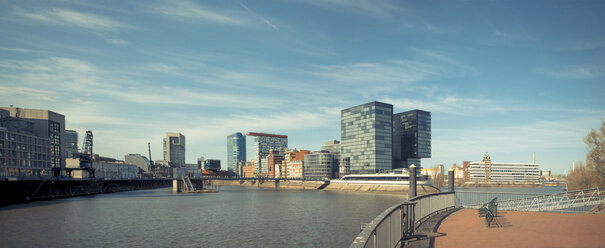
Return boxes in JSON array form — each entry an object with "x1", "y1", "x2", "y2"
[
  {"x1": 430, "y1": 166, "x2": 445, "y2": 188},
  {"x1": 584, "y1": 121, "x2": 605, "y2": 184}
]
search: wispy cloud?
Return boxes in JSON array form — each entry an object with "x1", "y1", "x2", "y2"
[
  {"x1": 15, "y1": 8, "x2": 131, "y2": 31},
  {"x1": 106, "y1": 39, "x2": 128, "y2": 45},
  {"x1": 297, "y1": 0, "x2": 403, "y2": 17},
  {"x1": 537, "y1": 65, "x2": 604, "y2": 80},
  {"x1": 153, "y1": 0, "x2": 246, "y2": 25}
]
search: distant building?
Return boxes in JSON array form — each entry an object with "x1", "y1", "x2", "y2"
[
  {"x1": 341, "y1": 101, "x2": 393, "y2": 174},
  {"x1": 0, "y1": 109, "x2": 52, "y2": 177},
  {"x1": 289, "y1": 160, "x2": 303, "y2": 178},
  {"x1": 163, "y1": 132, "x2": 185, "y2": 167},
  {"x1": 243, "y1": 161, "x2": 255, "y2": 178},
  {"x1": 304, "y1": 151, "x2": 337, "y2": 179},
  {"x1": 203, "y1": 159, "x2": 221, "y2": 171},
  {"x1": 468, "y1": 153, "x2": 540, "y2": 183},
  {"x1": 246, "y1": 132, "x2": 287, "y2": 175},
  {"x1": 393, "y1": 110, "x2": 431, "y2": 170},
  {"x1": 321, "y1": 140, "x2": 341, "y2": 178},
  {"x1": 65, "y1": 130, "x2": 78, "y2": 158},
  {"x1": 282, "y1": 149, "x2": 310, "y2": 178},
  {"x1": 266, "y1": 150, "x2": 283, "y2": 178},
  {"x1": 66, "y1": 158, "x2": 139, "y2": 179},
  {"x1": 227, "y1": 132, "x2": 246, "y2": 173},
  {"x1": 124, "y1": 154, "x2": 150, "y2": 172},
  {"x1": 0, "y1": 106, "x2": 66, "y2": 177}
]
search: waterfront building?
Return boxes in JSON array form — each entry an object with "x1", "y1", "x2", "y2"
[
  {"x1": 227, "y1": 132, "x2": 246, "y2": 173},
  {"x1": 65, "y1": 130, "x2": 78, "y2": 158},
  {"x1": 163, "y1": 132, "x2": 185, "y2": 167},
  {"x1": 0, "y1": 109, "x2": 52, "y2": 178},
  {"x1": 289, "y1": 160, "x2": 303, "y2": 178},
  {"x1": 392, "y1": 110, "x2": 431, "y2": 170},
  {"x1": 468, "y1": 153, "x2": 540, "y2": 183},
  {"x1": 242, "y1": 161, "x2": 255, "y2": 178},
  {"x1": 282, "y1": 149, "x2": 310, "y2": 178},
  {"x1": 341, "y1": 101, "x2": 393, "y2": 174},
  {"x1": 246, "y1": 132, "x2": 287, "y2": 175},
  {"x1": 0, "y1": 106, "x2": 65, "y2": 177},
  {"x1": 266, "y1": 150, "x2": 284, "y2": 178},
  {"x1": 124, "y1": 154, "x2": 150, "y2": 172},
  {"x1": 66, "y1": 157, "x2": 139, "y2": 179},
  {"x1": 303, "y1": 151, "x2": 337, "y2": 179},
  {"x1": 321, "y1": 140, "x2": 341, "y2": 178},
  {"x1": 203, "y1": 159, "x2": 221, "y2": 171}
]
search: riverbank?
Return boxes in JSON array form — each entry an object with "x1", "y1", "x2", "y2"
[
  {"x1": 211, "y1": 179, "x2": 441, "y2": 195},
  {"x1": 0, "y1": 179, "x2": 172, "y2": 206}
]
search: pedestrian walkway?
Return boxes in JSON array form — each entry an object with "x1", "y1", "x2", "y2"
[
  {"x1": 403, "y1": 208, "x2": 461, "y2": 248},
  {"x1": 435, "y1": 209, "x2": 605, "y2": 248}
]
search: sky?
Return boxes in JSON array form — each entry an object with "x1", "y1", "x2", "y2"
[{"x1": 1, "y1": 0, "x2": 604, "y2": 174}]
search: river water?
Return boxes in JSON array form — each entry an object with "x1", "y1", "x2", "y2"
[{"x1": 0, "y1": 186, "x2": 407, "y2": 248}]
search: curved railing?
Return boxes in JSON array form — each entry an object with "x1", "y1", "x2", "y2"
[{"x1": 350, "y1": 192, "x2": 455, "y2": 248}]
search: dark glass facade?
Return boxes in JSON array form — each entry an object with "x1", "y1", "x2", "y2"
[
  {"x1": 341, "y1": 101, "x2": 393, "y2": 174},
  {"x1": 392, "y1": 110, "x2": 431, "y2": 169},
  {"x1": 227, "y1": 132, "x2": 246, "y2": 172}
]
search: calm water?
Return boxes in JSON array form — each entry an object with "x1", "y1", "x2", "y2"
[{"x1": 0, "y1": 186, "x2": 407, "y2": 248}]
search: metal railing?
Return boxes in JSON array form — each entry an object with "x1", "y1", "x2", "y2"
[
  {"x1": 456, "y1": 187, "x2": 605, "y2": 213},
  {"x1": 350, "y1": 192, "x2": 455, "y2": 248}
]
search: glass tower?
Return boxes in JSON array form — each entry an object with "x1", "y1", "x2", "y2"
[
  {"x1": 227, "y1": 132, "x2": 246, "y2": 172},
  {"x1": 392, "y1": 110, "x2": 431, "y2": 169},
  {"x1": 341, "y1": 101, "x2": 393, "y2": 174}
]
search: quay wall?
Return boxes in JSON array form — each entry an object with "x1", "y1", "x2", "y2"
[
  {"x1": 0, "y1": 179, "x2": 171, "y2": 206},
  {"x1": 210, "y1": 179, "x2": 441, "y2": 194}
]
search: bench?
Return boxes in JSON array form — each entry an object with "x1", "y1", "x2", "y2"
[{"x1": 478, "y1": 197, "x2": 498, "y2": 227}]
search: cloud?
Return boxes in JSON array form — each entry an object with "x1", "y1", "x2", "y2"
[
  {"x1": 297, "y1": 0, "x2": 403, "y2": 17},
  {"x1": 16, "y1": 8, "x2": 131, "y2": 31},
  {"x1": 382, "y1": 96, "x2": 491, "y2": 115},
  {"x1": 153, "y1": 0, "x2": 246, "y2": 25},
  {"x1": 106, "y1": 39, "x2": 128, "y2": 45},
  {"x1": 537, "y1": 66, "x2": 604, "y2": 80},
  {"x1": 314, "y1": 60, "x2": 433, "y2": 85}
]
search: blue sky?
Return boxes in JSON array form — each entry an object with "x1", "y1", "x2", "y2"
[{"x1": 1, "y1": 0, "x2": 604, "y2": 174}]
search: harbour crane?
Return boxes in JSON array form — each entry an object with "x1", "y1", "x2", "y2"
[{"x1": 79, "y1": 130, "x2": 95, "y2": 178}]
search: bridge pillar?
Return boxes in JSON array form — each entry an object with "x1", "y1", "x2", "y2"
[
  {"x1": 409, "y1": 164, "x2": 417, "y2": 198},
  {"x1": 275, "y1": 179, "x2": 280, "y2": 191},
  {"x1": 448, "y1": 169, "x2": 455, "y2": 192}
]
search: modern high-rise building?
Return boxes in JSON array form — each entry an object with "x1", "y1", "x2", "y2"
[
  {"x1": 392, "y1": 110, "x2": 431, "y2": 169},
  {"x1": 65, "y1": 130, "x2": 78, "y2": 158},
  {"x1": 0, "y1": 106, "x2": 66, "y2": 177},
  {"x1": 163, "y1": 132, "x2": 185, "y2": 166},
  {"x1": 246, "y1": 132, "x2": 287, "y2": 175},
  {"x1": 227, "y1": 132, "x2": 246, "y2": 172},
  {"x1": 341, "y1": 101, "x2": 393, "y2": 174}
]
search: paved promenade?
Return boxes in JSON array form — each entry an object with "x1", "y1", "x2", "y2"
[{"x1": 435, "y1": 209, "x2": 605, "y2": 248}]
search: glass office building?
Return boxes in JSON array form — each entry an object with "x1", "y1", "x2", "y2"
[
  {"x1": 392, "y1": 110, "x2": 431, "y2": 169},
  {"x1": 341, "y1": 101, "x2": 393, "y2": 174},
  {"x1": 227, "y1": 132, "x2": 246, "y2": 172},
  {"x1": 163, "y1": 132, "x2": 185, "y2": 166}
]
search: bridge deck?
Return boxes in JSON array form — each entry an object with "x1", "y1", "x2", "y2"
[{"x1": 435, "y1": 209, "x2": 605, "y2": 248}]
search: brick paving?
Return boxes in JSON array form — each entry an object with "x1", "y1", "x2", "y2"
[{"x1": 435, "y1": 209, "x2": 605, "y2": 248}]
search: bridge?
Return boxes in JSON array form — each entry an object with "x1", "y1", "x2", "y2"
[
  {"x1": 350, "y1": 169, "x2": 605, "y2": 248},
  {"x1": 199, "y1": 176, "x2": 329, "y2": 190}
]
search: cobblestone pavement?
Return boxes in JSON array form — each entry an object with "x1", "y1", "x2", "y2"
[{"x1": 435, "y1": 209, "x2": 605, "y2": 248}]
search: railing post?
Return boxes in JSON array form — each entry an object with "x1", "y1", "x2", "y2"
[
  {"x1": 448, "y1": 169, "x2": 455, "y2": 192},
  {"x1": 409, "y1": 164, "x2": 417, "y2": 198}
]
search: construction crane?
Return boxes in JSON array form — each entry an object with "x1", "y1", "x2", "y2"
[
  {"x1": 148, "y1": 142, "x2": 155, "y2": 172},
  {"x1": 483, "y1": 152, "x2": 491, "y2": 183},
  {"x1": 79, "y1": 130, "x2": 95, "y2": 178}
]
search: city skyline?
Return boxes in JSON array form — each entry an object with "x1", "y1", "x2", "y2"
[{"x1": 1, "y1": 1, "x2": 604, "y2": 174}]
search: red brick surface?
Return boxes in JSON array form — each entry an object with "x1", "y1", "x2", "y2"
[{"x1": 436, "y1": 209, "x2": 605, "y2": 248}]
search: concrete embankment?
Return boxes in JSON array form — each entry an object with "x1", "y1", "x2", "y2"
[
  {"x1": 0, "y1": 179, "x2": 172, "y2": 206},
  {"x1": 211, "y1": 179, "x2": 441, "y2": 194}
]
